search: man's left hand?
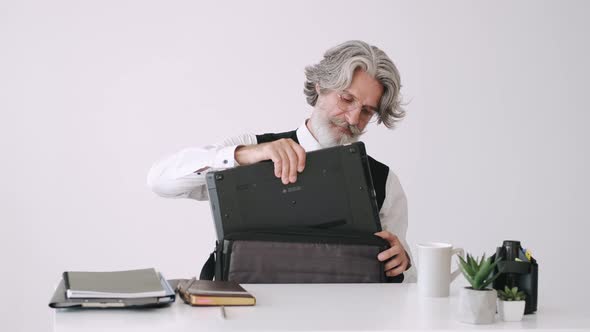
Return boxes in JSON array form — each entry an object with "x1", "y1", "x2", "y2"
[{"x1": 374, "y1": 231, "x2": 410, "y2": 277}]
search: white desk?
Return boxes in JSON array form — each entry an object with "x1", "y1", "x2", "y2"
[{"x1": 53, "y1": 283, "x2": 589, "y2": 331}]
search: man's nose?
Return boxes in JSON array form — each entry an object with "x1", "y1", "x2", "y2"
[{"x1": 344, "y1": 107, "x2": 361, "y2": 126}]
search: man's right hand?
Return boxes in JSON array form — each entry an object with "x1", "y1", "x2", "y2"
[{"x1": 234, "y1": 138, "x2": 306, "y2": 184}]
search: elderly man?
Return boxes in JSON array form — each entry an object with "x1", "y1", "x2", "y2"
[{"x1": 148, "y1": 40, "x2": 415, "y2": 281}]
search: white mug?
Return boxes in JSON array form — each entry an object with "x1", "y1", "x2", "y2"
[{"x1": 417, "y1": 242, "x2": 464, "y2": 297}]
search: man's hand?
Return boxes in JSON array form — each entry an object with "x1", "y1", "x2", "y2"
[
  {"x1": 374, "y1": 231, "x2": 410, "y2": 277},
  {"x1": 234, "y1": 139, "x2": 306, "y2": 185}
]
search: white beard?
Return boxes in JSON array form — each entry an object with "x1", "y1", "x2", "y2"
[{"x1": 309, "y1": 111, "x2": 362, "y2": 148}]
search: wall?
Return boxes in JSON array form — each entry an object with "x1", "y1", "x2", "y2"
[{"x1": 1, "y1": 1, "x2": 588, "y2": 331}]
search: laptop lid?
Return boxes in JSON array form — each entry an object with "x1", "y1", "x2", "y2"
[{"x1": 206, "y1": 142, "x2": 382, "y2": 240}]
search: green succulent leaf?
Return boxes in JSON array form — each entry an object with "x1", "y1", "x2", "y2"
[
  {"x1": 467, "y1": 254, "x2": 478, "y2": 272},
  {"x1": 460, "y1": 252, "x2": 509, "y2": 290},
  {"x1": 497, "y1": 285, "x2": 527, "y2": 301},
  {"x1": 479, "y1": 253, "x2": 486, "y2": 267},
  {"x1": 473, "y1": 256, "x2": 494, "y2": 289},
  {"x1": 457, "y1": 255, "x2": 475, "y2": 277},
  {"x1": 460, "y1": 267, "x2": 476, "y2": 287},
  {"x1": 481, "y1": 272, "x2": 501, "y2": 289},
  {"x1": 480, "y1": 257, "x2": 503, "y2": 289}
]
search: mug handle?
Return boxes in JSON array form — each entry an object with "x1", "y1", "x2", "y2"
[{"x1": 450, "y1": 247, "x2": 465, "y2": 282}]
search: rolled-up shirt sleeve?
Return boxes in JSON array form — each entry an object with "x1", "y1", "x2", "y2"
[
  {"x1": 147, "y1": 133, "x2": 257, "y2": 200},
  {"x1": 379, "y1": 170, "x2": 416, "y2": 283}
]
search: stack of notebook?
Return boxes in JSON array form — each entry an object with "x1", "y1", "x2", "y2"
[{"x1": 49, "y1": 268, "x2": 175, "y2": 308}]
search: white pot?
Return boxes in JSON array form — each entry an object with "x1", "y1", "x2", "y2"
[
  {"x1": 498, "y1": 299, "x2": 526, "y2": 322},
  {"x1": 457, "y1": 287, "x2": 497, "y2": 324}
]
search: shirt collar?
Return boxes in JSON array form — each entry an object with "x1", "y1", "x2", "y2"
[{"x1": 296, "y1": 119, "x2": 322, "y2": 152}]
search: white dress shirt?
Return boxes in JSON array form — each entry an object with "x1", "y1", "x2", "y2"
[{"x1": 147, "y1": 120, "x2": 416, "y2": 282}]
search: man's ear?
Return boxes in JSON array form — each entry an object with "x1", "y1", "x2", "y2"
[{"x1": 315, "y1": 83, "x2": 321, "y2": 95}]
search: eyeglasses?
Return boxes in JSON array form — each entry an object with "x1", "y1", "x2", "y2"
[{"x1": 336, "y1": 91, "x2": 379, "y2": 123}]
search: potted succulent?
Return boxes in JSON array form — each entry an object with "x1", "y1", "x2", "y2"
[
  {"x1": 497, "y1": 286, "x2": 527, "y2": 321},
  {"x1": 456, "y1": 253, "x2": 502, "y2": 324}
]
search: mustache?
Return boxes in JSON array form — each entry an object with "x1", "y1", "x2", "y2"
[{"x1": 330, "y1": 117, "x2": 364, "y2": 136}]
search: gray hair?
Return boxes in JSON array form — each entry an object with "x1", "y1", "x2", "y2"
[{"x1": 304, "y1": 40, "x2": 405, "y2": 128}]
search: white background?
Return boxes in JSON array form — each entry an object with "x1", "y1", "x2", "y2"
[{"x1": 1, "y1": 1, "x2": 589, "y2": 331}]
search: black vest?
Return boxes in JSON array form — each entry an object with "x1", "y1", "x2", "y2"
[{"x1": 256, "y1": 130, "x2": 390, "y2": 212}]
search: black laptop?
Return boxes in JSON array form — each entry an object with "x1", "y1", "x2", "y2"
[{"x1": 205, "y1": 142, "x2": 382, "y2": 240}]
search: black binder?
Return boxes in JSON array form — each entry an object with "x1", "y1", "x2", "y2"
[{"x1": 49, "y1": 270, "x2": 175, "y2": 308}]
